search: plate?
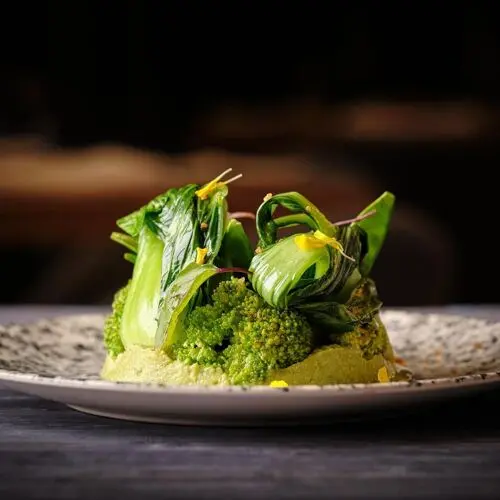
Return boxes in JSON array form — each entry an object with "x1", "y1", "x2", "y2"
[{"x1": 0, "y1": 310, "x2": 499, "y2": 426}]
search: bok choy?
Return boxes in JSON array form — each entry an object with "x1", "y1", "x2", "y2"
[{"x1": 249, "y1": 191, "x2": 394, "y2": 335}]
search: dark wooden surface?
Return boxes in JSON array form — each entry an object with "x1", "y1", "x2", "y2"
[{"x1": 1, "y1": 306, "x2": 500, "y2": 500}]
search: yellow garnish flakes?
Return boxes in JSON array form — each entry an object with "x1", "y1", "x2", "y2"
[
  {"x1": 294, "y1": 233, "x2": 327, "y2": 250},
  {"x1": 313, "y1": 230, "x2": 344, "y2": 251},
  {"x1": 294, "y1": 230, "x2": 355, "y2": 261},
  {"x1": 377, "y1": 366, "x2": 390, "y2": 383},
  {"x1": 195, "y1": 168, "x2": 242, "y2": 200},
  {"x1": 269, "y1": 380, "x2": 288, "y2": 388},
  {"x1": 195, "y1": 181, "x2": 223, "y2": 200},
  {"x1": 264, "y1": 192, "x2": 273, "y2": 201},
  {"x1": 196, "y1": 247, "x2": 208, "y2": 265}
]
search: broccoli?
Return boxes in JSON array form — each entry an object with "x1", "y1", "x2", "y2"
[
  {"x1": 103, "y1": 281, "x2": 130, "y2": 357},
  {"x1": 175, "y1": 278, "x2": 314, "y2": 385},
  {"x1": 334, "y1": 318, "x2": 387, "y2": 360}
]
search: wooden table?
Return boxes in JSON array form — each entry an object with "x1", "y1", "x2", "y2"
[{"x1": 1, "y1": 305, "x2": 500, "y2": 499}]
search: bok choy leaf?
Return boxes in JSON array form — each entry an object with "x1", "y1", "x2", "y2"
[
  {"x1": 156, "y1": 263, "x2": 250, "y2": 355},
  {"x1": 216, "y1": 219, "x2": 253, "y2": 270},
  {"x1": 256, "y1": 191, "x2": 334, "y2": 248},
  {"x1": 354, "y1": 191, "x2": 395, "y2": 277},
  {"x1": 156, "y1": 263, "x2": 220, "y2": 355},
  {"x1": 249, "y1": 190, "x2": 394, "y2": 334}
]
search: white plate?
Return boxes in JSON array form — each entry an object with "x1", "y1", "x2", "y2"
[{"x1": 0, "y1": 310, "x2": 499, "y2": 426}]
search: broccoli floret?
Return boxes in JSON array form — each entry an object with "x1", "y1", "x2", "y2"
[
  {"x1": 223, "y1": 288, "x2": 314, "y2": 384},
  {"x1": 175, "y1": 278, "x2": 248, "y2": 366},
  {"x1": 223, "y1": 345, "x2": 270, "y2": 385},
  {"x1": 333, "y1": 278, "x2": 387, "y2": 360},
  {"x1": 103, "y1": 281, "x2": 130, "y2": 357},
  {"x1": 211, "y1": 277, "x2": 252, "y2": 312},
  {"x1": 175, "y1": 278, "x2": 314, "y2": 384},
  {"x1": 335, "y1": 315, "x2": 388, "y2": 360}
]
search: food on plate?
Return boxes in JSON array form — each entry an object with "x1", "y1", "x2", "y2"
[{"x1": 101, "y1": 169, "x2": 402, "y2": 386}]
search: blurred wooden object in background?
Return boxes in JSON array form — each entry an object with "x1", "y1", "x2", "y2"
[
  {"x1": 0, "y1": 143, "x2": 456, "y2": 306},
  {"x1": 0, "y1": 144, "x2": 373, "y2": 246},
  {"x1": 191, "y1": 100, "x2": 493, "y2": 149}
]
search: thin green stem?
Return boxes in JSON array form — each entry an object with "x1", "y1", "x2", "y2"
[{"x1": 111, "y1": 232, "x2": 138, "y2": 252}]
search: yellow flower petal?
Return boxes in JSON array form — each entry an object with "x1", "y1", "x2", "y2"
[
  {"x1": 294, "y1": 233, "x2": 327, "y2": 250},
  {"x1": 377, "y1": 366, "x2": 390, "y2": 383},
  {"x1": 313, "y1": 231, "x2": 355, "y2": 262},
  {"x1": 195, "y1": 169, "x2": 242, "y2": 200},
  {"x1": 195, "y1": 180, "x2": 221, "y2": 200},
  {"x1": 196, "y1": 247, "x2": 208, "y2": 265},
  {"x1": 269, "y1": 380, "x2": 289, "y2": 388}
]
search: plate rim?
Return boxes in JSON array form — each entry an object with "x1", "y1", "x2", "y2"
[
  {"x1": 1, "y1": 366, "x2": 500, "y2": 397},
  {"x1": 1, "y1": 308, "x2": 500, "y2": 397}
]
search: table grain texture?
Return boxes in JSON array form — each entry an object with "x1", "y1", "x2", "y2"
[{"x1": 1, "y1": 305, "x2": 500, "y2": 500}]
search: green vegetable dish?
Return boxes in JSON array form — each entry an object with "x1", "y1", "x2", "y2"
[{"x1": 101, "y1": 169, "x2": 402, "y2": 387}]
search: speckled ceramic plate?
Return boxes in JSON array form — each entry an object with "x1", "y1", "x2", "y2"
[{"x1": 1, "y1": 310, "x2": 500, "y2": 426}]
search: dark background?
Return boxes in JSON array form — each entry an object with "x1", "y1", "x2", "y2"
[{"x1": 1, "y1": 2, "x2": 498, "y2": 306}]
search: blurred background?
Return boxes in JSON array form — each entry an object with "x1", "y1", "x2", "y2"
[{"x1": 0, "y1": 2, "x2": 498, "y2": 307}]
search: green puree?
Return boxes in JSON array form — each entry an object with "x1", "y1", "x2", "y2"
[
  {"x1": 100, "y1": 315, "x2": 397, "y2": 386},
  {"x1": 272, "y1": 324, "x2": 395, "y2": 385},
  {"x1": 101, "y1": 345, "x2": 230, "y2": 386}
]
